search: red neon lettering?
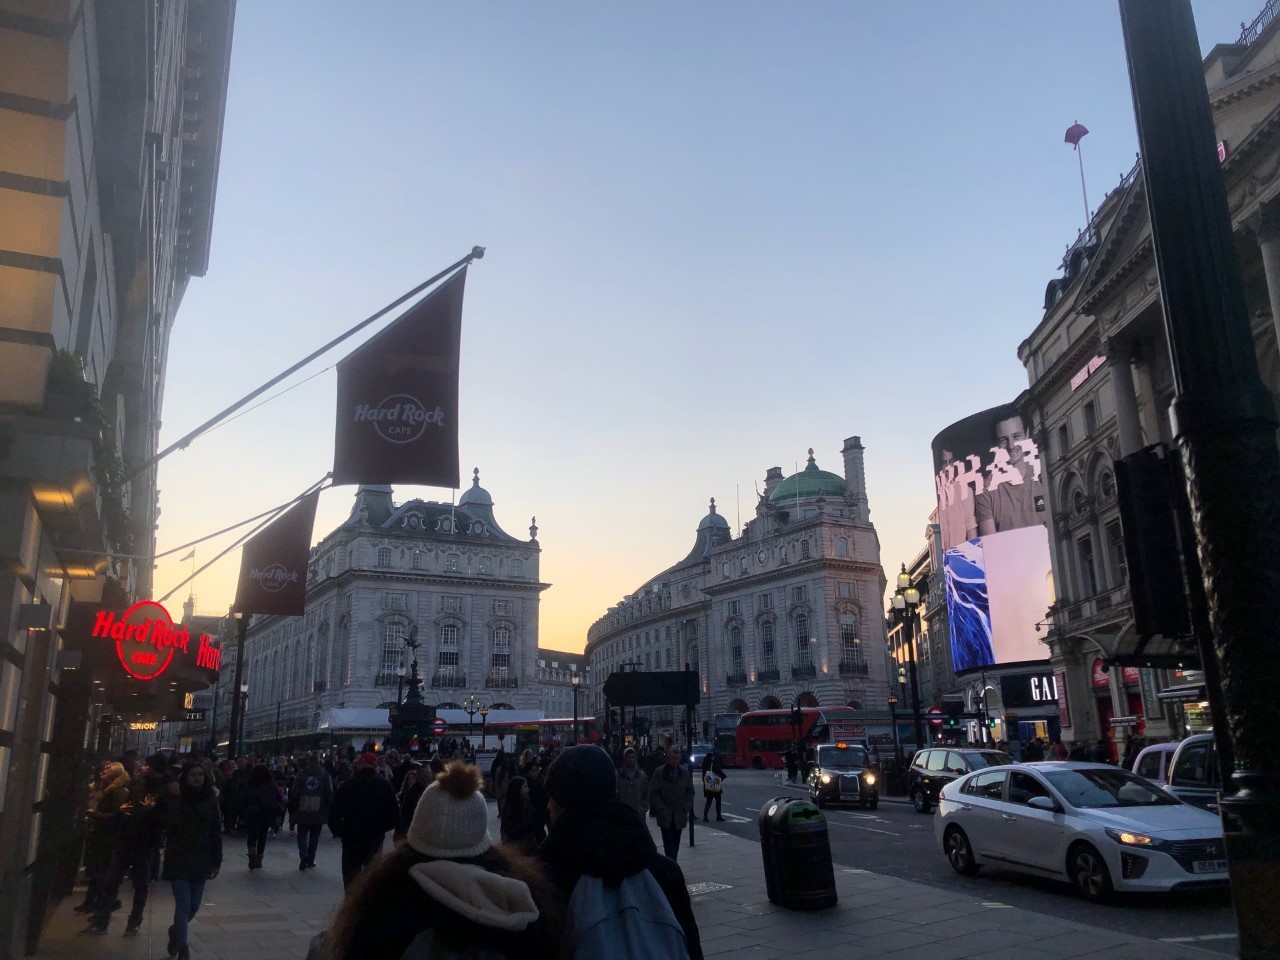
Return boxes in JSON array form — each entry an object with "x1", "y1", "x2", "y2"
[{"x1": 131, "y1": 652, "x2": 157, "y2": 665}]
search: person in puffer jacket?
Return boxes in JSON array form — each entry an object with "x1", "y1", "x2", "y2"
[{"x1": 322, "y1": 761, "x2": 560, "y2": 960}]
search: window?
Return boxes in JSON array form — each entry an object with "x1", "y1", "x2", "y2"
[
  {"x1": 479, "y1": 556, "x2": 493, "y2": 575},
  {"x1": 728, "y1": 600, "x2": 739, "y2": 616},
  {"x1": 511, "y1": 559, "x2": 525, "y2": 576},
  {"x1": 387, "y1": 593, "x2": 407, "y2": 610},
  {"x1": 779, "y1": 546, "x2": 788, "y2": 564},
  {"x1": 381, "y1": 622, "x2": 405, "y2": 682},
  {"x1": 492, "y1": 599, "x2": 510, "y2": 616},
  {"x1": 830, "y1": 508, "x2": 843, "y2": 517},
  {"x1": 761, "y1": 621, "x2": 776, "y2": 670},
  {"x1": 445, "y1": 553, "x2": 460, "y2": 572},
  {"x1": 840, "y1": 614, "x2": 860, "y2": 664},
  {"x1": 1136, "y1": 751, "x2": 1164, "y2": 781},
  {"x1": 665, "y1": 648, "x2": 673, "y2": 668},
  {"x1": 837, "y1": 581, "x2": 853, "y2": 599},
  {"x1": 1084, "y1": 400, "x2": 1098, "y2": 435},
  {"x1": 759, "y1": 593, "x2": 771, "y2": 610},
  {"x1": 794, "y1": 614, "x2": 811, "y2": 665},
  {"x1": 836, "y1": 537, "x2": 849, "y2": 557},
  {"x1": 740, "y1": 557, "x2": 749, "y2": 574},
  {"x1": 730, "y1": 626, "x2": 743, "y2": 673},
  {"x1": 722, "y1": 562, "x2": 731, "y2": 578},
  {"x1": 1078, "y1": 535, "x2": 1098, "y2": 595},
  {"x1": 966, "y1": 771, "x2": 1007, "y2": 800},
  {"x1": 926, "y1": 751, "x2": 948, "y2": 772},
  {"x1": 1008, "y1": 772, "x2": 1051, "y2": 806},
  {"x1": 1099, "y1": 470, "x2": 1116, "y2": 500},
  {"x1": 800, "y1": 540, "x2": 811, "y2": 559},
  {"x1": 791, "y1": 585, "x2": 807, "y2": 604},
  {"x1": 1170, "y1": 742, "x2": 1215, "y2": 787},
  {"x1": 438, "y1": 625, "x2": 459, "y2": 673},
  {"x1": 377, "y1": 547, "x2": 392, "y2": 568},
  {"x1": 1106, "y1": 520, "x2": 1126, "y2": 584},
  {"x1": 803, "y1": 509, "x2": 817, "y2": 519},
  {"x1": 1057, "y1": 424, "x2": 1070, "y2": 457},
  {"x1": 491, "y1": 626, "x2": 512, "y2": 675},
  {"x1": 442, "y1": 595, "x2": 462, "y2": 613}
]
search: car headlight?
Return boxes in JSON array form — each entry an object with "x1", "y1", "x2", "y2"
[
  {"x1": 820, "y1": 774, "x2": 831, "y2": 784},
  {"x1": 863, "y1": 773, "x2": 876, "y2": 786},
  {"x1": 1105, "y1": 828, "x2": 1160, "y2": 847}
]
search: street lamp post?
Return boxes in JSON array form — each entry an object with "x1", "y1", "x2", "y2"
[
  {"x1": 891, "y1": 565, "x2": 925, "y2": 756},
  {"x1": 274, "y1": 700, "x2": 282, "y2": 757},
  {"x1": 462, "y1": 694, "x2": 480, "y2": 742},
  {"x1": 238, "y1": 684, "x2": 249, "y2": 756},
  {"x1": 571, "y1": 673, "x2": 581, "y2": 744},
  {"x1": 887, "y1": 695, "x2": 900, "y2": 765},
  {"x1": 479, "y1": 707, "x2": 489, "y2": 750},
  {"x1": 227, "y1": 611, "x2": 248, "y2": 758}
]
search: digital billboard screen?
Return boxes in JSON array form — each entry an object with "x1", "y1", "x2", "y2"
[{"x1": 933, "y1": 403, "x2": 1053, "y2": 673}]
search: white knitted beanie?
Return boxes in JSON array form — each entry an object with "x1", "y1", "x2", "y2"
[{"x1": 407, "y1": 761, "x2": 492, "y2": 859}]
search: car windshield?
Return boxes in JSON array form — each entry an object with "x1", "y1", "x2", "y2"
[
  {"x1": 1044, "y1": 768, "x2": 1179, "y2": 808},
  {"x1": 967, "y1": 752, "x2": 1013, "y2": 769},
  {"x1": 819, "y1": 746, "x2": 867, "y2": 769}
]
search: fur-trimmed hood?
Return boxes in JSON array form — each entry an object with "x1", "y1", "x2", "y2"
[{"x1": 408, "y1": 860, "x2": 539, "y2": 932}]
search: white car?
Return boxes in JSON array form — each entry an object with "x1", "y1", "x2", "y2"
[{"x1": 934, "y1": 762, "x2": 1228, "y2": 902}]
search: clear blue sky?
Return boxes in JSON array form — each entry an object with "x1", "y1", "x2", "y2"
[{"x1": 155, "y1": 0, "x2": 1250, "y2": 647}]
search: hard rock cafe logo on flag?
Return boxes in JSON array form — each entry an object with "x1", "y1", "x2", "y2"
[
  {"x1": 333, "y1": 267, "x2": 466, "y2": 487},
  {"x1": 92, "y1": 600, "x2": 222, "y2": 680},
  {"x1": 234, "y1": 490, "x2": 320, "y2": 617}
]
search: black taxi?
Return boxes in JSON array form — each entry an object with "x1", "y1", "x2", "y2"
[{"x1": 807, "y1": 742, "x2": 879, "y2": 810}]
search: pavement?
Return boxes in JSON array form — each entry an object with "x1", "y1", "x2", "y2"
[{"x1": 33, "y1": 803, "x2": 1224, "y2": 960}]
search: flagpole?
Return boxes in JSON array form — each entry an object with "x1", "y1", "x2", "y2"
[
  {"x1": 155, "y1": 488, "x2": 332, "y2": 560},
  {"x1": 156, "y1": 475, "x2": 330, "y2": 605},
  {"x1": 124, "y1": 246, "x2": 485, "y2": 484},
  {"x1": 1076, "y1": 140, "x2": 1092, "y2": 231}
]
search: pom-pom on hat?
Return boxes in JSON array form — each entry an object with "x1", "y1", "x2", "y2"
[{"x1": 407, "y1": 761, "x2": 492, "y2": 859}]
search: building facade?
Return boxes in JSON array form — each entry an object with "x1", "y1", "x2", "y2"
[
  {"x1": 1016, "y1": 11, "x2": 1280, "y2": 753},
  {"x1": 228, "y1": 476, "x2": 547, "y2": 751},
  {"x1": 536, "y1": 648, "x2": 588, "y2": 720},
  {"x1": 0, "y1": 2, "x2": 232, "y2": 952},
  {"x1": 586, "y1": 438, "x2": 890, "y2": 745}
]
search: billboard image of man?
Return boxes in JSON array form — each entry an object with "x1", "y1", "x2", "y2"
[{"x1": 975, "y1": 413, "x2": 1045, "y2": 537}]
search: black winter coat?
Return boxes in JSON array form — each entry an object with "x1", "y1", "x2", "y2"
[
  {"x1": 240, "y1": 780, "x2": 285, "y2": 826},
  {"x1": 162, "y1": 794, "x2": 222, "y2": 881},
  {"x1": 329, "y1": 769, "x2": 399, "y2": 845},
  {"x1": 84, "y1": 783, "x2": 132, "y2": 866},
  {"x1": 536, "y1": 801, "x2": 703, "y2": 960}
]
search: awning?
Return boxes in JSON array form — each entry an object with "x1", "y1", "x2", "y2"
[
  {"x1": 318, "y1": 708, "x2": 391, "y2": 732},
  {"x1": 1156, "y1": 683, "x2": 1207, "y2": 703}
]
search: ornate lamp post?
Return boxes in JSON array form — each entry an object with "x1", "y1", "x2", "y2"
[
  {"x1": 462, "y1": 694, "x2": 480, "y2": 741},
  {"x1": 571, "y1": 673, "x2": 582, "y2": 744},
  {"x1": 891, "y1": 565, "x2": 925, "y2": 755},
  {"x1": 479, "y1": 706, "x2": 489, "y2": 750}
]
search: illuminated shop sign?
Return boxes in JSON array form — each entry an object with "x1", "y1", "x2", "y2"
[
  {"x1": 129, "y1": 722, "x2": 159, "y2": 731},
  {"x1": 92, "y1": 600, "x2": 222, "y2": 681}
]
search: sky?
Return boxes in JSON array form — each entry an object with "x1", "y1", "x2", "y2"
[{"x1": 153, "y1": 0, "x2": 1250, "y2": 651}]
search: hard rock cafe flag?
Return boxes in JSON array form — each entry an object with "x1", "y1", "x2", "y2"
[
  {"x1": 332, "y1": 267, "x2": 466, "y2": 487},
  {"x1": 232, "y1": 490, "x2": 320, "y2": 616}
]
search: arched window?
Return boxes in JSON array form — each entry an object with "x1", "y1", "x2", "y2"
[
  {"x1": 729, "y1": 625, "x2": 743, "y2": 675},
  {"x1": 794, "y1": 613, "x2": 812, "y2": 666},
  {"x1": 381, "y1": 621, "x2": 405, "y2": 685},
  {"x1": 315, "y1": 625, "x2": 329, "y2": 693},
  {"x1": 491, "y1": 625, "x2": 512, "y2": 678}
]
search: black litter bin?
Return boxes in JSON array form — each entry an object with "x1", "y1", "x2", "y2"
[{"x1": 757, "y1": 797, "x2": 837, "y2": 910}]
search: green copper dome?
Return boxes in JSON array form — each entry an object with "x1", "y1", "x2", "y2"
[{"x1": 768, "y1": 450, "x2": 847, "y2": 504}]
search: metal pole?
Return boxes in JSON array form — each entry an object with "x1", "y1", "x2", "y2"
[
  {"x1": 227, "y1": 616, "x2": 248, "y2": 758},
  {"x1": 207, "y1": 683, "x2": 219, "y2": 757},
  {"x1": 905, "y1": 609, "x2": 925, "y2": 751},
  {"x1": 1119, "y1": 3, "x2": 1280, "y2": 955},
  {"x1": 274, "y1": 701, "x2": 282, "y2": 756},
  {"x1": 572, "y1": 685, "x2": 579, "y2": 744}
]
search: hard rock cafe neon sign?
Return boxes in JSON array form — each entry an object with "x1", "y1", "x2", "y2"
[{"x1": 92, "y1": 600, "x2": 222, "y2": 681}]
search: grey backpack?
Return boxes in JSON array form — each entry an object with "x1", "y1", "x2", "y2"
[{"x1": 561, "y1": 870, "x2": 691, "y2": 960}]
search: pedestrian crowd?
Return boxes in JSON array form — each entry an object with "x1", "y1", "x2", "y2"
[{"x1": 72, "y1": 738, "x2": 706, "y2": 959}]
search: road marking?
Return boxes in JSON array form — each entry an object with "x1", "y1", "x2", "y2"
[
  {"x1": 823, "y1": 818, "x2": 899, "y2": 836},
  {"x1": 1161, "y1": 934, "x2": 1239, "y2": 943},
  {"x1": 981, "y1": 902, "x2": 1012, "y2": 909}
]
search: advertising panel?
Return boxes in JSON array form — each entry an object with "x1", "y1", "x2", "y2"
[{"x1": 933, "y1": 404, "x2": 1053, "y2": 673}]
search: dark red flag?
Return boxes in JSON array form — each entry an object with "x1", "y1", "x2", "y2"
[
  {"x1": 232, "y1": 490, "x2": 319, "y2": 616},
  {"x1": 333, "y1": 268, "x2": 466, "y2": 488},
  {"x1": 1064, "y1": 122, "x2": 1089, "y2": 147}
]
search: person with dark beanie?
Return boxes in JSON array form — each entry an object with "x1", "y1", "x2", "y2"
[
  {"x1": 536, "y1": 745, "x2": 702, "y2": 960},
  {"x1": 329, "y1": 752, "x2": 400, "y2": 887}
]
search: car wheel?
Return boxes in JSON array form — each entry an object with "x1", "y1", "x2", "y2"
[
  {"x1": 912, "y1": 789, "x2": 930, "y2": 814},
  {"x1": 944, "y1": 826, "x2": 979, "y2": 876},
  {"x1": 864, "y1": 800, "x2": 878, "y2": 811},
  {"x1": 1069, "y1": 843, "x2": 1114, "y2": 903}
]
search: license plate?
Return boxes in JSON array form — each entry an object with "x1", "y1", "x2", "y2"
[
  {"x1": 840, "y1": 791, "x2": 858, "y2": 799},
  {"x1": 1193, "y1": 860, "x2": 1228, "y2": 874}
]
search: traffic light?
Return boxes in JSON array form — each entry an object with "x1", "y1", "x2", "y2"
[{"x1": 943, "y1": 702, "x2": 964, "y2": 728}]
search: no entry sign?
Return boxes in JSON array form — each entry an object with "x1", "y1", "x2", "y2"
[{"x1": 927, "y1": 706, "x2": 945, "y2": 728}]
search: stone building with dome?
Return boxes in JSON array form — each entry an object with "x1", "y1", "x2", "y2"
[
  {"x1": 585, "y1": 437, "x2": 891, "y2": 744},
  {"x1": 227, "y1": 472, "x2": 547, "y2": 751}
]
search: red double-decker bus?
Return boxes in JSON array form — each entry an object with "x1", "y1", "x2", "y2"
[{"x1": 734, "y1": 708, "x2": 822, "y2": 769}]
